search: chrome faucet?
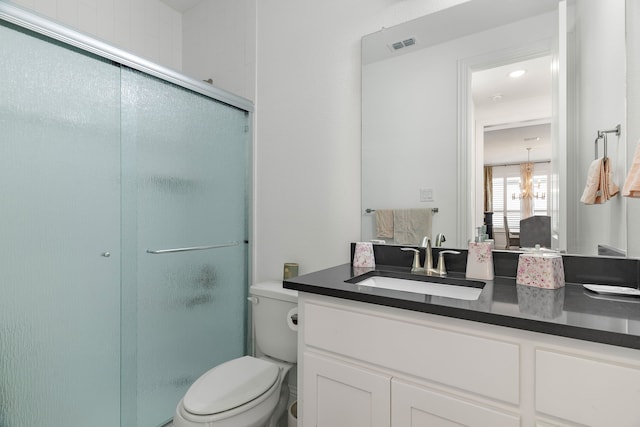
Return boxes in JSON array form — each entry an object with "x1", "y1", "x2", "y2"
[
  {"x1": 434, "y1": 233, "x2": 446, "y2": 247},
  {"x1": 420, "y1": 236, "x2": 435, "y2": 275},
  {"x1": 433, "y1": 250, "x2": 461, "y2": 277}
]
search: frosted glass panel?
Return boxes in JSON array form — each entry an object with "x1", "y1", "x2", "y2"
[
  {"x1": 121, "y1": 68, "x2": 249, "y2": 426},
  {"x1": 0, "y1": 23, "x2": 121, "y2": 427}
]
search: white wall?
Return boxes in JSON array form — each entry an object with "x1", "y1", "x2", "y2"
[
  {"x1": 361, "y1": 12, "x2": 556, "y2": 247},
  {"x1": 9, "y1": 0, "x2": 183, "y2": 71},
  {"x1": 182, "y1": 0, "x2": 255, "y2": 100},
  {"x1": 252, "y1": 0, "x2": 469, "y2": 282},
  {"x1": 569, "y1": 0, "x2": 626, "y2": 256}
]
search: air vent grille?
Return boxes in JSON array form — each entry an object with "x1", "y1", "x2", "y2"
[
  {"x1": 402, "y1": 38, "x2": 415, "y2": 47},
  {"x1": 389, "y1": 37, "x2": 416, "y2": 51}
]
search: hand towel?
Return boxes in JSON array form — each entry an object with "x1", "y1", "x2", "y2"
[
  {"x1": 622, "y1": 141, "x2": 640, "y2": 198},
  {"x1": 580, "y1": 157, "x2": 603, "y2": 204},
  {"x1": 580, "y1": 157, "x2": 619, "y2": 204},
  {"x1": 596, "y1": 157, "x2": 619, "y2": 203},
  {"x1": 393, "y1": 208, "x2": 433, "y2": 245},
  {"x1": 375, "y1": 209, "x2": 394, "y2": 239}
]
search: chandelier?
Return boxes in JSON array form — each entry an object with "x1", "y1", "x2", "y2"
[{"x1": 512, "y1": 148, "x2": 546, "y2": 200}]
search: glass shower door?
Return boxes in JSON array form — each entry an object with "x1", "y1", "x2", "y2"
[
  {"x1": 121, "y1": 68, "x2": 249, "y2": 426},
  {"x1": 0, "y1": 22, "x2": 122, "y2": 427}
]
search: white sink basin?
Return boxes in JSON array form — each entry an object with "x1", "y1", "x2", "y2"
[{"x1": 351, "y1": 274, "x2": 484, "y2": 301}]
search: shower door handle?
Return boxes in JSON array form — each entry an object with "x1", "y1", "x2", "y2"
[{"x1": 146, "y1": 241, "x2": 240, "y2": 254}]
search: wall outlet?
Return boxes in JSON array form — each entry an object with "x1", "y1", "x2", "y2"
[{"x1": 420, "y1": 188, "x2": 434, "y2": 202}]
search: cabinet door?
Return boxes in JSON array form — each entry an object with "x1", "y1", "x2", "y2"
[
  {"x1": 303, "y1": 352, "x2": 391, "y2": 427},
  {"x1": 391, "y1": 379, "x2": 520, "y2": 427}
]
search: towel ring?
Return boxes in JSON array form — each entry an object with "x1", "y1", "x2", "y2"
[{"x1": 594, "y1": 124, "x2": 621, "y2": 160}]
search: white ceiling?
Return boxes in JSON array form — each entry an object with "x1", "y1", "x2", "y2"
[
  {"x1": 160, "y1": 0, "x2": 203, "y2": 13},
  {"x1": 484, "y1": 123, "x2": 551, "y2": 165},
  {"x1": 472, "y1": 55, "x2": 552, "y2": 111},
  {"x1": 475, "y1": 55, "x2": 553, "y2": 165}
]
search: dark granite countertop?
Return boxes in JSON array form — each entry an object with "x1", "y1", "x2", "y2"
[{"x1": 284, "y1": 262, "x2": 640, "y2": 350}]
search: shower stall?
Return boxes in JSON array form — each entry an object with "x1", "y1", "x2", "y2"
[{"x1": 0, "y1": 3, "x2": 251, "y2": 426}]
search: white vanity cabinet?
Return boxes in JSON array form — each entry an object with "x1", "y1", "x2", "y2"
[{"x1": 297, "y1": 292, "x2": 640, "y2": 427}]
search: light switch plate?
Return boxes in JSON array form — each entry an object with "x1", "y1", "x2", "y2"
[{"x1": 420, "y1": 188, "x2": 434, "y2": 202}]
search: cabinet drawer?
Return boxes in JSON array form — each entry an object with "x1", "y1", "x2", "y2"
[
  {"x1": 536, "y1": 349, "x2": 640, "y2": 426},
  {"x1": 304, "y1": 301, "x2": 520, "y2": 404},
  {"x1": 392, "y1": 379, "x2": 520, "y2": 427}
]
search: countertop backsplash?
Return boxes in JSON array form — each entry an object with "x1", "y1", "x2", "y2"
[{"x1": 352, "y1": 243, "x2": 640, "y2": 288}]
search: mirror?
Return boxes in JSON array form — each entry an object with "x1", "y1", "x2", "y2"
[{"x1": 362, "y1": 0, "x2": 635, "y2": 257}]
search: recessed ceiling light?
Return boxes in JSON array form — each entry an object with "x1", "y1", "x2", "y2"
[{"x1": 509, "y1": 69, "x2": 527, "y2": 78}]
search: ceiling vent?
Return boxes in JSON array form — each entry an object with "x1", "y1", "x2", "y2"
[{"x1": 389, "y1": 37, "x2": 416, "y2": 51}]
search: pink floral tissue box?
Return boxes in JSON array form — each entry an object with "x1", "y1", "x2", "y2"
[
  {"x1": 353, "y1": 242, "x2": 376, "y2": 268},
  {"x1": 516, "y1": 253, "x2": 565, "y2": 289}
]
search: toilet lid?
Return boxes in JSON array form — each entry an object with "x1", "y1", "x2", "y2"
[{"x1": 183, "y1": 356, "x2": 280, "y2": 416}]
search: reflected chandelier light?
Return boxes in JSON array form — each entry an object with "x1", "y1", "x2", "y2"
[{"x1": 512, "y1": 148, "x2": 546, "y2": 200}]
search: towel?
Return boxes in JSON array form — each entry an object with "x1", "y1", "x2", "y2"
[
  {"x1": 580, "y1": 158, "x2": 602, "y2": 204},
  {"x1": 622, "y1": 142, "x2": 640, "y2": 198},
  {"x1": 393, "y1": 208, "x2": 433, "y2": 245},
  {"x1": 599, "y1": 157, "x2": 619, "y2": 203},
  {"x1": 375, "y1": 209, "x2": 394, "y2": 239},
  {"x1": 580, "y1": 157, "x2": 619, "y2": 204}
]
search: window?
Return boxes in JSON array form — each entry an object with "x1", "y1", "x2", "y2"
[
  {"x1": 532, "y1": 174, "x2": 548, "y2": 216},
  {"x1": 491, "y1": 163, "x2": 549, "y2": 232}
]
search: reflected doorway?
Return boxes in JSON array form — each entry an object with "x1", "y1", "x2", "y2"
[{"x1": 471, "y1": 55, "x2": 553, "y2": 249}]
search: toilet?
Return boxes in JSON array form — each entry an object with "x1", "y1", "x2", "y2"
[{"x1": 173, "y1": 281, "x2": 298, "y2": 427}]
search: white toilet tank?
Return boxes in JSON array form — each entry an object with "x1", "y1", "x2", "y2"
[{"x1": 250, "y1": 281, "x2": 298, "y2": 363}]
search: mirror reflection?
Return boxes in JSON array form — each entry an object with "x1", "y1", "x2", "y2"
[{"x1": 362, "y1": 0, "x2": 634, "y2": 257}]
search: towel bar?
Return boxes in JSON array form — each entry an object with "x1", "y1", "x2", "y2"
[
  {"x1": 594, "y1": 124, "x2": 621, "y2": 159},
  {"x1": 365, "y1": 208, "x2": 439, "y2": 214},
  {"x1": 146, "y1": 241, "x2": 239, "y2": 254}
]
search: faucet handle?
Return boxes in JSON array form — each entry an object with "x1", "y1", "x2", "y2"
[
  {"x1": 401, "y1": 248, "x2": 422, "y2": 272},
  {"x1": 435, "y1": 250, "x2": 461, "y2": 277}
]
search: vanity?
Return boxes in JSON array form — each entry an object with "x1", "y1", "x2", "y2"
[
  {"x1": 284, "y1": 246, "x2": 640, "y2": 427},
  {"x1": 289, "y1": 1, "x2": 640, "y2": 425}
]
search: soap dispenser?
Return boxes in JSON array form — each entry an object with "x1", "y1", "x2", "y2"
[{"x1": 465, "y1": 227, "x2": 494, "y2": 280}]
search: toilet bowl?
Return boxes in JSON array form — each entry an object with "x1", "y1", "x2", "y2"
[
  {"x1": 173, "y1": 281, "x2": 298, "y2": 427},
  {"x1": 173, "y1": 356, "x2": 292, "y2": 427}
]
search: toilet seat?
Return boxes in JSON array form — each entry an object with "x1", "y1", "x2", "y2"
[{"x1": 182, "y1": 356, "x2": 280, "y2": 416}]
